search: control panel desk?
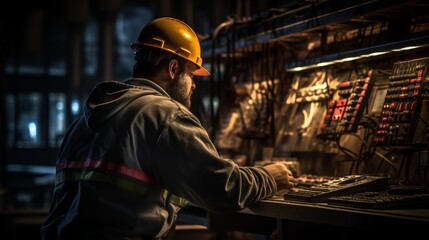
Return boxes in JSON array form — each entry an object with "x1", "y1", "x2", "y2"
[{"x1": 208, "y1": 196, "x2": 429, "y2": 239}]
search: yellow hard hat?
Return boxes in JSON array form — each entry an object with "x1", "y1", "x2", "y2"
[{"x1": 131, "y1": 17, "x2": 210, "y2": 76}]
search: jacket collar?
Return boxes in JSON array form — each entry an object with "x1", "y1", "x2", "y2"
[{"x1": 124, "y1": 78, "x2": 170, "y2": 98}]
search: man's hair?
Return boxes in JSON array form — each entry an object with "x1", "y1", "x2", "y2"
[{"x1": 132, "y1": 46, "x2": 186, "y2": 78}]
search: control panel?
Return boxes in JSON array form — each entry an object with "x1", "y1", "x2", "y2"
[
  {"x1": 319, "y1": 70, "x2": 375, "y2": 139},
  {"x1": 374, "y1": 57, "x2": 429, "y2": 146},
  {"x1": 283, "y1": 175, "x2": 389, "y2": 202}
]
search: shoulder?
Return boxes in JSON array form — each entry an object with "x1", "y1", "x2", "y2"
[{"x1": 131, "y1": 93, "x2": 199, "y2": 125}]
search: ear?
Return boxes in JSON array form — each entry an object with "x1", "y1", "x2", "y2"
[{"x1": 168, "y1": 59, "x2": 179, "y2": 80}]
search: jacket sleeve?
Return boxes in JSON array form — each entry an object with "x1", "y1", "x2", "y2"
[{"x1": 152, "y1": 111, "x2": 277, "y2": 212}]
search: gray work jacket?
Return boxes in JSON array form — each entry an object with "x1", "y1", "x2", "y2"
[{"x1": 40, "y1": 78, "x2": 277, "y2": 240}]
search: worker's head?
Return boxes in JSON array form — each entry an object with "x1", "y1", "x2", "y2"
[
  {"x1": 131, "y1": 17, "x2": 209, "y2": 108},
  {"x1": 131, "y1": 17, "x2": 209, "y2": 77}
]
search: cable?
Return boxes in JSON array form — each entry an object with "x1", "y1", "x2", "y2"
[
  {"x1": 396, "y1": 154, "x2": 406, "y2": 183},
  {"x1": 209, "y1": 17, "x2": 236, "y2": 140},
  {"x1": 335, "y1": 135, "x2": 359, "y2": 174},
  {"x1": 404, "y1": 153, "x2": 411, "y2": 184},
  {"x1": 374, "y1": 151, "x2": 399, "y2": 176}
]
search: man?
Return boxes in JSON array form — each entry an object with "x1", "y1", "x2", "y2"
[{"x1": 40, "y1": 17, "x2": 294, "y2": 240}]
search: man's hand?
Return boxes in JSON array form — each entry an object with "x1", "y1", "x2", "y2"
[{"x1": 263, "y1": 162, "x2": 296, "y2": 192}]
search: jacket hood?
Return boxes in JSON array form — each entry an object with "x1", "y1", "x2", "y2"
[{"x1": 83, "y1": 79, "x2": 168, "y2": 131}]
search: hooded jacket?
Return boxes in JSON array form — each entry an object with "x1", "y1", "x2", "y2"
[{"x1": 40, "y1": 78, "x2": 277, "y2": 240}]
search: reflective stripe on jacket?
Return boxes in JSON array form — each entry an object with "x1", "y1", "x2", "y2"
[{"x1": 56, "y1": 160, "x2": 187, "y2": 207}]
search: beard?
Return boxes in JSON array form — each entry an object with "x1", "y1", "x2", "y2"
[{"x1": 167, "y1": 72, "x2": 192, "y2": 109}]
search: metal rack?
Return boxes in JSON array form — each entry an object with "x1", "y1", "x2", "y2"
[{"x1": 201, "y1": 0, "x2": 429, "y2": 68}]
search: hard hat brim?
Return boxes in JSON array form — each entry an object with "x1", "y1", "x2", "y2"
[{"x1": 194, "y1": 66, "x2": 210, "y2": 76}]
